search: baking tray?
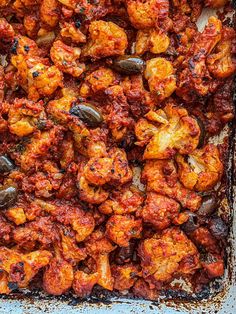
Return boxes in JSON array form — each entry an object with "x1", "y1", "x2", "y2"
[{"x1": 0, "y1": 6, "x2": 235, "y2": 314}]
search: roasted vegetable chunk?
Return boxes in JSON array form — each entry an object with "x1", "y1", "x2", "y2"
[
  {"x1": 111, "y1": 264, "x2": 139, "y2": 291},
  {"x1": 82, "y1": 21, "x2": 128, "y2": 59},
  {"x1": 176, "y1": 144, "x2": 223, "y2": 192},
  {"x1": 73, "y1": 270, "x2": 99, "y2": 298},
  {"x1": 138, "y1": 227, "x2": 200, "y2": 284}
]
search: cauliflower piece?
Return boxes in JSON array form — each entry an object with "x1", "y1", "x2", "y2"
[
  {"x1": 204, "y1": 0, "x2": 228, "y2": 8},
  {"x1": 13, "y1": 217, "x2": 59, "y2": 250},
  {"x1": 50, "y1": 40, "x2": 85, "y2": 77},
  {"x1": 85, "y1": 229, "x2": 116, "y2": 290},
  {"x1": 176, "y1": 144, "x2": 223, "y2": 192},
  {"x1": 111, "y1": 264, "x2": 139, "y2": 291},
  {"x1": 43, "y1": 258, "x2": 74, "y2": 295},
  {"x1": 141, "y1": 192, "x2": 188, "y2": 230},
  {"x1": 34, "y1": 199, "x2": 95, "y2": 243},
  {"x1": 135, "y1": 29, "x2": 170, "y2": 55},
  {"x1": 133, "y1": 278, "x2": 158, "y2": 300},
  {"x1": 27, "y1": 63, "x2": 63, "y2": 101},
  {"x1": 137, "y1": 104, "x2": 200, "y2": 159},
  {"x1": 138, "y1": 227, "x2": 200, "y2": 283},
  {"x1": 0, "y1": 271, "x2": 11, "y2": 294},
  {"x1": 80, "y1": 67, "x2": 116, "y2": 97},
  {"x1": 142, "y1": 159, "x2": 202, "y2": 211},
  {"x1": 40, "y1": 0, "x2": 59, "y2": 28},
  {"x1": 99, "y1": 185, "x2": 144, "y2": 215},
  {"x1": 0, "y1": 0, "x2": 10, "y2": 7},
  {"x1": 73, "y1": 270, "x2": 99, "y2": 298},
  {"x1": 106, "y1": 215, "x2": 142, "y2": 247},
  {"x1": 8, "y1": 98, "x2": 45, "y2": 137},
  {"x1": 207, "y1": 27, "x2": 236, "y2": 79},
  {"x1": 5, "y1": 207, "x2": 26, "y2": 225},
  {"x1": 126, "y1": 0, "x2": 169, "y2": 29},
  {"x1": 82, "y1": 21, "x2": 128, "y2": 59},
  {"x1": 134, "y1": 118, "x2": 158, "y2": 146},
  {"x1": 0, "y1": 247, "x2": 52, "y2": 288},
  {"x1": 78, "y1": 175, "x2": 109, "y2": 204},
  {"x1": 144, "y1": 58, "x2": 176, "y2": 101},
  {"x1": 60, "y1": 22, "x2": 86, "y2": 43},
  {"x1": 83, "y1": 157, "x2": 113, "y2": 186},
  {"x1": 0, "y1": 18, "x2": 14, "y2": 53},
  {"x1": 191, "y1": 227, "x2": 220, "y2": 254}
]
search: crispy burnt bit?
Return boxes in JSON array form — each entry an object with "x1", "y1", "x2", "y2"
[
  {"x1": 0, "y1": 247, "x2": 52, "y2": 289},
  {"x1": 133, "y1": 278, "x2": 158, "y2": 300},
  {"x1": 142, "y1": 159, "x2": 202, "y2": 211},
  {"x1": 82, "y1": 20, "x2": 128, "y2": 60},
  {"x1": 141, "y1": 192, "x2": 188, "y2": 230},
  {"x1": 138, "y1": 227, "x2": 200, "y2": 286},
  {"x1": 136, "y1": 104, "x2": 201, "y2": 159},
  {"x1": 43, "y1": 257, "x2": 74, "y2": 295},
  {"x1": 176, "y1": 144, "x2": 223, "y2": 192},
  {"x1": 176, "y1": 16, "x2": 222, "y2": 101},
  {"x1": 84, "y1": 228, "x2": 116, "y2": 290},
  {"x1": 99, "y1": 185, "x2": 144, "y2": 215},
  {"x1": 111, "y1": 263, "x2": 140, "y2": 291},
  {"x1": 105, "y1": 85, "x2": 134, "y2": 141},
  {"x1": 106, "y1": 215, "x2": 142, "y2": 247},
  {"x1": 0, "y1": 18, "x2": 15, "y2": 53}
]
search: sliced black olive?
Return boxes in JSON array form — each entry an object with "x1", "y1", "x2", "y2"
[
  {"x1": 112, "y1": 56, "x2": 145, "y2": 75},
  {"x1": 197, "y1": 195, "x2": 217, "y2": 217},
  {"x1": 195, "y1": 117, "x2": 205, "y2": 148},
  {"x1": 0, "y1": 156, "x2": 15, "y2": 174},
  {"x1": 181, "y1": 212, "x2": 200, "y2": 234},
  {"x1": 0, "y1": 185, "x2": 18, "y2": 209},
  {"x1": 69, "y1": 103, "x2": 103, "y2": 128},
  {"x1": 209, "y1": 216, "x2": 228, "y2": 239}
]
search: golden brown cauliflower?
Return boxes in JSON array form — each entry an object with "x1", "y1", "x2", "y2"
[
  {"x1": 43, "y1": 258, "x2": 74, "y2": 295},
  {"x1": 126, "y1": 0, "x2": 169, "y2": 29},
  {"x1": 73, "y1": 270, "x2": 99, "y2": 298},
  {"x1": 135, "y1": 104, "x2": 200, "y2": 159},
  {"x1": 135, "y1": 29, "x2": 170, "y2": 55},
  {"x1": 207, "y1": 27, "x2": 236, "y2": 79},
  {"x1": 83, "y1": 157, "x2": 113, "y2": 186},
  {"x1": 50, "y1": 40, "x2": 85, "y2": 77},
  {"x1": 144, "y1": 58, "x2": 176, "y2": 101},
  {"x1": 138, "y1": 227, "x2": 200, "y2": 284},
  {"x1": 60, "y1": 22, "x2": 86, "y2": 43},
  {"x1": 99, "y1": 185, "x2": 144, "y2": 215},
  {"x1": 106, "y1": 215, "x2": 142, "y2": 247},
  {"x1": 0, "y1": 247, "x2": 52, "y2": 289},
  {"x1": 176, "y1": 144, "x2": 223, "y2": 192},
  {"x1": 141, "y1": 192, "x2": 188, "y2": 230},
  {"x1": 111, "y1": 264, "x2": 139, "y2": 291},
  {"x1": 142, "y1": 159, "x2": 202, "y2": 211},
  {"x1": 82, "y1": 21, "x2": 128, "y2": 59},
  {"x1": 78, "y1": 175, "x2": 109, "y2": 204},
  {"x1": 40, "y1": 0, "x2": 59, "y2": 28}
]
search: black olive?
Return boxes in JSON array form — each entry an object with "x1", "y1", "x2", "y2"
[
  {"x1": 197, "y1": 195, "x2": 217, "y2": 217},
  {"x1": 0, "y1": 156, "x2": 15, "y2": 174},
  {"x1": 69, "y1": 103, "x2": 103, "y2": 128},
  {"x1": 112, "y1": 56, "x2": 145, "y2": 75},
  {"x1": 181, "y1": 212, "x2": 200, "y2": 234},
  {"x1": 195, "y1": 117, "x2": 205, "y2": 148},
  {"x1": 209, "y1": 217, "x2": 228, "y2": 239},
  {"x1": 0, "y1": 185, "x2": 18, "y2": 209}
]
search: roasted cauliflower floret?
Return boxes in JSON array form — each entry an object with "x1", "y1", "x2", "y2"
[
  {"x1": 73, "y1": 270, "x2": 99, "y2": 298},
  {"x1": 135, "y1": 29, "x2": 170, "y2": 55},
  {"x1": 60, "y1": 22, "x2": 86, "y2": 43},
  {"x1": 82, "y1": 21, "x2": 128, "y2": 59},
  {"x1": 50, "y1": 40, "x2": 85, "y2": 77},
  {"x1": 43, "y1": 258, "x2": 74, "y2": 295},
  {"x1": 0, "y1": 18, "x2": 14, "y2": 53},
  {"x1": 8, "y1": 98, "x2": 45, "y2": 137},
  {"x1": 5, "y1": 207, "x2": 26, "y2": 225},
  {"x1": 40, "y1": 0, "x2": 59, "y2": 28},
  {"x1": 142, "y1": 160, "x2": 202, "y2": 211},
  {"x1": 99, "y1": 185, "x2": 144, "y2": 215},
  {"x1": 144, "y1": 58, "x2": 176, "y2": 101},
  {"x1": 126, "y1": 0, "x2": 169, "y2": 29},
  {"x1": 78, "y1": 175, "x2": 109, "y2": 204},
  {"x1": 176, "y1": 144, "x2": 223, "y2": 192},
  {"x1": 0, "y1": 247, "x2": 52, "y2": 288},
  {"x1": 207, "y1": 27, "x2": 236, "y2": 79},
  {"x1": 80, "y1": 67, "x2": 116, "y2": 97},
  {"x1": 83, "y1": 157, "x2": 113, "y2": 186},
  {"x1": 141, "y1": 192, "x2": 188, "y2": 230},
  {"x1": 136, "y1": 104, "x2": 200, "y2": 159},
  {"x1": 138, "y1": 227, "x2": 200, "y2": 283},
  {"x1": 111, "y1": 264, "x2": 139, "y2": 291},
  {"x1": 106, "y1": 215, "x2": 142, "y2": 247}
]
